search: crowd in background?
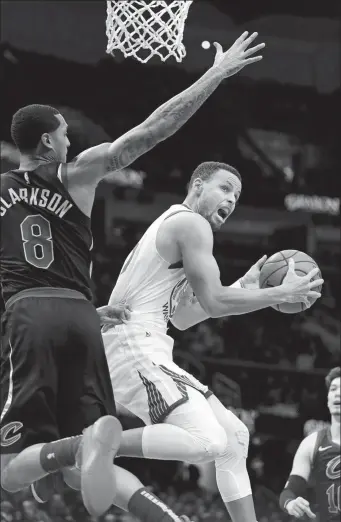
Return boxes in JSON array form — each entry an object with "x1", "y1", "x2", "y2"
[{"x1": 0, "y1": 489, "x2": 290, "y2": 522}]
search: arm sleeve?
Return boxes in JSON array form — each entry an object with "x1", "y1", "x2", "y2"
[{"x1": 279, "y1": 474, "x2": 309, "y2": 512}]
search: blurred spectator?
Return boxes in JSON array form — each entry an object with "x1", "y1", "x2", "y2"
[{"x1": 22, "y1": 500, "x2": 52, "y2": 522}]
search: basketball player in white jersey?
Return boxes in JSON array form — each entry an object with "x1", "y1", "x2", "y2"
[{"x1": 103, "y1": 161, "x2": 323, "y2": 522}]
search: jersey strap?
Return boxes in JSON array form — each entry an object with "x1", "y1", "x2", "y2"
[
  {"x1": 163, "y1": 207, "x2": 193, "y2": 270},
  {"x1": 312, "y1": 427, "x2": 329, "y2": 469},
  {"x1": 57, "y1": 163, "x2": 69, "y2": 189},
  {"x1": 163, "y1": 206, "x2": 193, "y2": 223}
]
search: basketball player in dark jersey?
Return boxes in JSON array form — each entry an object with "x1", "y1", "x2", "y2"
[
  {"x1": 279, "y1": 367, "x2": 340, "y2": 520},
  {"x1": 1, "y1": 32, "x2": 267, "y2": 522}
]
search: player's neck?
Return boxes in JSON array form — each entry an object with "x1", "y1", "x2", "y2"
[
  {"x1": 330, "y1": 418, "x2": 340, "y2": 443},
  {"x1": 182, "y1": 196, "x2": 199, "y2": 213},
  {"x1": 19, "y1": 152, "x2": 57, "y2": 171}
]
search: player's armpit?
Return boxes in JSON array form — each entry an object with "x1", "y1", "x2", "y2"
[{"x1": 65, "y1": 143, "x2": 111, "y2": 187}]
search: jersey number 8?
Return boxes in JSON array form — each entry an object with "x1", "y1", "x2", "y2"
[{"x1": 20, "y1": 215, "x2": 54, "y2": 269}]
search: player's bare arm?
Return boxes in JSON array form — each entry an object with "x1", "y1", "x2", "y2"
[
  {"x1": 64, "y1": 33, "x2": 265, "y2": 199},
  {"x1": 279, "y1": 432, "x2": 318, "y2": 519},
  {"x1": 170, "y1": 213, "x2": 323, "y2": 318},
  {"x1": 171, "y1": 255, "x2": 267, "y2": 330}
]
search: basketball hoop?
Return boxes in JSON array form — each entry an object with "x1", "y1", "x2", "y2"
[{"x1": 106, "y1": 1, "x2": 193, "y2": 64}]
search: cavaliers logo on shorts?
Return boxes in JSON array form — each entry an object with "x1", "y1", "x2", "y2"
[{"x1": 0, "y1": 421, "x2": 23, "y2": 448}]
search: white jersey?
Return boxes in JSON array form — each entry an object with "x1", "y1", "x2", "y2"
[
  {"x1": 108, "y1": 204, "x2": 192, "y2": 333},
  {"x1": 103, "y1": 205, "x2": 211, "y2": 424}
]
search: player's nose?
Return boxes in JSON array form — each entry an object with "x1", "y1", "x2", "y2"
[{"x1": 226, "y1": 193, "x2": 236, "y2": 205}]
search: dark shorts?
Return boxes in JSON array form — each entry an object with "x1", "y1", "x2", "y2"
[{"x1": 0, "y1": 288, "x2": 116, "y2": 455}]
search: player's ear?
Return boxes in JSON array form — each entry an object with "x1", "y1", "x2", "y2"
[
  {"x1": 192, "y1": 178, "x2": 203, "y2": 193},
  {"x1": 41, "y1": 133, "x2": 52, "y2": 149}
]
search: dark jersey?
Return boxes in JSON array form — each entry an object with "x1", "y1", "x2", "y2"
[
  {"x1": 311, "y1": 427, "x2": 341, "y2": 521},
  {"x1": 0, "y1": 162, "x2": 93, "y2": 302}
]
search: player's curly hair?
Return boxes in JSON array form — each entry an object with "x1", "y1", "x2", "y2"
[
  {"x1": 325, "y1": 367, "x2": 340, "y2": 390},
  {"x1": 188, "y1": 161, "x2": 241, "y2": 190},
  {"x1": 11, "y1": 104, "x2": 61, "y2": 153}
]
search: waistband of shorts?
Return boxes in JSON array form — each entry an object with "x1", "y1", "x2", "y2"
[{"x1": 5, "y1": 287, "x2": 87, "y2": 309}]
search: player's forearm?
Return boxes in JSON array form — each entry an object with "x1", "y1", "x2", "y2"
[
  {"x1": 172, "y1": 279, "x2": 243, "y2": 330},
  {"x1": 144, "y1": 66, "x2": 225, "y2": 141},
  {"x1": 206, "y1": 285, "x2": 286, "y2": 318},
  {"x1": 279, "y1": 475, "x2": 309, "y2": 513}
]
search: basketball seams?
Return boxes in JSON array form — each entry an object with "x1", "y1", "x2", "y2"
[
  {"x1": 261, "y1": 250, "x2": 321, "y2": 314},
  {"x1": 261, "y1": 263, "x2": 287, "y2": 287},
  {"x1": 265, "y1": 251, "x2": 315, "y2": 266},
  {"x1": 279, "y1": 250, "x2": 289, "y2": 266}
]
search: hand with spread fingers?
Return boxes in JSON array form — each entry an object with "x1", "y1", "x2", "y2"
[
  {"x1": 97, "y1": 303, "x2": 132, "y2": 330},
  {"x1": 239, "y1": 255, "x2": 268, "y2": 289},
  {"x1": 212, "y1": 31, "x2": 265, "y2": 78},
  {"x1": 281, "y1": 258, "x2": 323, "y2": 307}
]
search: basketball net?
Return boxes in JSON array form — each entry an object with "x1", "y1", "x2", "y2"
[{"x1": 106, "y1": 1, "x2": 193, "y2": 64}]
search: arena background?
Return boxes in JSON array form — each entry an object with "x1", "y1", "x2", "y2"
[{"x1": 1, "y1": 1, "x2": 340, "y2": 521}]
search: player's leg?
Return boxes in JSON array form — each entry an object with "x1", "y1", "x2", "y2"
[
  {"x1": 207, "y1": 394, "x2": 257, "y2": 522},
  {"x1": 120, "y1": 388, "x2": 257, "y2": 521},
  {"x1": 0, "y1": 298, "x2": 82, "y2": 492},
  {"x1": 42, "y1": 462, "x2": 193, "y2": 521},
  {"x1": 1, "y1": 295, "x2": 120, "y2": 517},
  {"x1": 111, "y1": 352, "x2": 257, "y2": 521},
  {"x1": 56, "y1": 299, "x2": 187, "y2": 522},
  {"x1": 113, "y1": 357, "x2": 228, "y2": 463},
  {"x1": 55, "y1": 297, "x2": 121, "y2": 516}
]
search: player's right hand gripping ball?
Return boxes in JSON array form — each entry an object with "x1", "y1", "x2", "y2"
[{"x1": 259, "y1": 249, "x2": 322, "y2": 314}]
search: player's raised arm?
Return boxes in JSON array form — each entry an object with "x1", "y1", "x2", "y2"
[
  {"x1": 65, "y1": 32, "x2": 265, "y2": 188},
  {"x1": 173, "y1": 214, "x2": 322, "y2": 318},
  {"x1": 279, "y1": 433, "x2": 317, "y2": 519}
]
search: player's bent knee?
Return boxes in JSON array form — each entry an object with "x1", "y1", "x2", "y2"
[
  {"x1": 205, "y1": 426, "x2": 229, "y2": 460},
  {"x1": 234, "y1": 419, "x2": 250, "y2": 459},
  {"x1": 187, "y1": 425, "x2": 228, "y2": 464},
  {"x1": 217, "y1": 419, "x2": 250, "y2": 465},
  {"x1": 1, "y1": 467, "x2": 21, "y2": 493},
  {"x1": 0, "y1": 454, "x2": 21, "y2": 492},
  {"x1": 222, "y1": 410, "x2": 250, "y2": 458}
]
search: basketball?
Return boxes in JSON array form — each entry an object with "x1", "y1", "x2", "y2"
[{"x1": 259, "y1": 250, "x2": 322, "y2": 314}]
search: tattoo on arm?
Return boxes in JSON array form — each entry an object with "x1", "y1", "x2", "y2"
[
  {"x1": 107, "y1": 67, "x2": 224, "y2": 172},
  {"x1": 107, "y1": 127, "x2": 156, "y2": 172}
]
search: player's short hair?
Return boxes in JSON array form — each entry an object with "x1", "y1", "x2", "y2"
[
  {"x1": 325, "y1": 367, "x2": 340, "y2": 390},
  {"x1": 188, "y1": 161, "x2": 241, "y2": 191},
  {"x1": 11, "y1": 104, "x2": 61, "y2": 153}
]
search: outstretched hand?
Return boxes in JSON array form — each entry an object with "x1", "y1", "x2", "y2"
[
  {"x1": 240, "y1": 255, "x2": 267, "y2": 289},
  {"x1": 212, "y1": 31, "x2": 265, "y2": 78}
]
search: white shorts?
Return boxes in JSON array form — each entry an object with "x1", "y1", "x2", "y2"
[{"x1": 103, "y1": 324, "x2": 212, "y2": 425}]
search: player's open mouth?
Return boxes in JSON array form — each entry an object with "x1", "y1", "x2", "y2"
[{"x1": 217, "y1": 208, "x2": 229, "y2": 221}]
